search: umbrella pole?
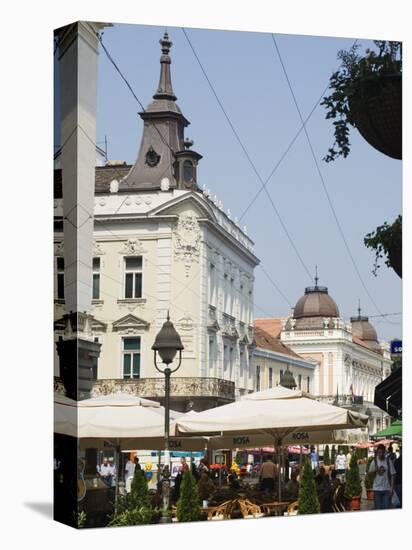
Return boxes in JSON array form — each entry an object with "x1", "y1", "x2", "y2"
[{"x1": 115, "y1": 443, "x2": 120, "y2": 513}]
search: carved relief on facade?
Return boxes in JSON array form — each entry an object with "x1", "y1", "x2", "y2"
[
  {"x1": 120, "y1": 238, "x2": 147, "y2": 256},
  {"x1": 54, "y1": 241, "x2": 64, "y2": 256},
  {"x1": 93, "y1": 240, "x2": 105, "y2": 255},
  {"x1": 173, "y1": 213, "x2": 201, "y2": 277}
]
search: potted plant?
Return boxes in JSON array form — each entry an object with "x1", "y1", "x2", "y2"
[
  {"x1": 364, "y1": 215, "x2": 402, "y2": 278},
  {"x1": 298, "y1": 462, "x2": 320, "y2": 515},
  {"x1": 108, "y1": 468, "x2": 153, "y2": 526},
  {"x1": 364, "y1": 457, "x2": 375, "y2": 501},
  {"x1": 321, "y1": 41, "x2": 402, "y2": 162},
  {"x1": 176, "y1": 471, "x2": 202, "y2": 522},
  {"x1": 344, "y1": 454, "x2": 362, "y2": 510}
]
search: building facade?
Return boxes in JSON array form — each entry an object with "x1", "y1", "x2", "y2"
[
  {"x1": 54, "y1": 32, "x2": 259, "y2": 411},
  {"x1": 252, "y1": 324, "x2": 316, "y2": 393},
  {"x1": 255, "y1": 281, "x2": 393, "y2": 434}
]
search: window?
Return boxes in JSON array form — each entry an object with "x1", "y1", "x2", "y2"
[
  {"x1": 223, "y1": 345, "x2": 228, "y2": 371},
  {"x1": 92, "y1": 337, "x2": 99, "y2": 379},
  {"x1": 183, "y1": 160, "x2": 194, "y2": 183},
  {"x1": 208, "y1": 338, "x2": 214, "y2": 370},
  {"x1": 92, "y1": 257, "x2": 100, "y2": 300},
  {"x1": 256, "y1": 365, "x2": 261, "y2": 392},
  {"x1": 122, "y1": 337, "x2": 141, "y2": 379},
  {"x1": 298, "y1": 374, "x2": 302, "y2": 390},
  {"x1": 279, "y1": 369, "x2": 284, "y2": 384},
  {"x1": 209, "y1": 263, "x2": 216, "y2": 306},
  {"x1": 124, "y1": 257, "x2": 142, "y2": 298},
  {"x1": 230, "y1": 278, "x2": 234, "y2": 316},
  {"x1": 229, "y1": 347, "x2": 234, "y2": 378},
  {"x1": 307, "y1": 376, "x2": 310, "y2": 393},
  {"x1": 240, "y1": 349, "x2": 244, "y2": 376},
  {"x1": 57, "y1": 257, "x2": 64, "y2": 299},
  {"x1": 269, "y1": 368, "x2": 273, "y2": 389},
  {"x1": 223, "y1": 274, "x2": 228, "y2": 312}
]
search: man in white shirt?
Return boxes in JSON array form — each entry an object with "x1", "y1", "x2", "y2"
[
  {"x1": 368, "y1": 444, "x2": 396, "y2": 510},
  {"x1": 335, "y1": 448, "x2": 347, "y2": 480},
  {"x1": 97, "y1": 457, "x2": 113, "y2": 487}
]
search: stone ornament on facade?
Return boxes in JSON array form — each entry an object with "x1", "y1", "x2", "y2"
[
  {"x1": 173, "y1": 213, "x2": 201, "y2": 276},
  {"x1": 112, "y1": 313, "x2": 150, "y2": 334},
  {"x1": 54, "y1": 241, "x2": 64, "y2": 256},
  {"x1": 145, "y1": 145, "x2": 161, "y2": 167},
  {"x1": 93, "y1": 240, "x2": 105, "y2": 255},
  {"x1": 120, "y1": 238, "x2": 147, "y2": 255}
]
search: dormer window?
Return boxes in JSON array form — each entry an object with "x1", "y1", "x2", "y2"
[{"x1": 183, "y1": 160, "x2": 194, "y2": 184}]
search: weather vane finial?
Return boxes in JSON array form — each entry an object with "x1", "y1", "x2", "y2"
[
  {"x1": 314, "y1": 265, "x2": 319, "y2": 287},
  {"x1": 358, "y1": 298, "x2": 361, "y2": 318}
]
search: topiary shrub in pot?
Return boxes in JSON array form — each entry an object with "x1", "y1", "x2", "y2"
[
  {"x1": 176, "y1": 471, "x2": 202, "y2": 523},
  {"x1": 298, "y1": 462, "x2": 320, "y2": 515},
  {"x1": 108, "y1": 468, "x2": 153, "y2": 527},
  {"x1": 344, "y1": 454, "x2": 362, "y2": 510}
]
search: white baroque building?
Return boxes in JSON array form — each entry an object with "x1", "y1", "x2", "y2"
[
  {"x1": 54, "y1": 32, "x2": 259, "y2": 411},
  {"x1": 255, "y1": 280, "x2": 393, "y2": 434}
]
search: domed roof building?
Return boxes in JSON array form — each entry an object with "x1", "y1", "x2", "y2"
[
  {"x1": 285, "y1": 272, "x2": 341, "y2": 331},
  {"x1": 255, "y1": 273, "x2": 393, "y2": 436},
  {"x1": 291, "y1": 283, "x2": 340, "y2": 330},
  {"x1": 350, "y1": 305, "x2": 381, "y2": 352}
]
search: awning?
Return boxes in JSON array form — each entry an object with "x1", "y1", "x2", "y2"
[
  {"x1": 372, "y1": 419, "x2": 402, "y2": 439},
  {"x1": 374, "y1": 367, "x2": 402, "y2": 417}
]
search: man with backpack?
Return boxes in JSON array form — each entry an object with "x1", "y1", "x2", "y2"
[{"x1": 368, "y1": 444, "x2": 396, "y2": 510}]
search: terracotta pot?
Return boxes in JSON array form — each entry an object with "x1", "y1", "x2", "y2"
[
  {"x1": 366, "y1": 489, "x2": 374, "y2": 501},
  {"x1": 347, "y1": 496, "x2": 361, "y2": 511}
]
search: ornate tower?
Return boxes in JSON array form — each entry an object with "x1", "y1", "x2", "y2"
[{"x1": 121, "y1": 32, "x2": 202, "y2": 191}]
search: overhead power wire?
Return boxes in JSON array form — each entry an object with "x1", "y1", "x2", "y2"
[
  {"x1": 271, "y1": 34, "x2": 394, "y2": 324},
  {"x1": 182, "y1": 27, "x2": 313, "y2": 283}
]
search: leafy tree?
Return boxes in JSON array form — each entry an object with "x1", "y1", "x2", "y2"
[
  {"x1": 323, "y1": 445, "x2": 331, "y2": 466},
  {"x1": 298, "y1": 462, "x2": 320, "y2": 515},
  {"x1": 176, "y1": 471, "x2": 202, "y2": 522},
  {"x1": 364, "y1": 215, "x2": 402, "y2": 278},
  {"x1": 344, "y1": 453, "x2": 362, "y2": 499}
]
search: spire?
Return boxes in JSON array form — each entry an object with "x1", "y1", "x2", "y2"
[
  {"x1": 153, "y1": 32, "x2": 177, "y2": 101},
  {"x1": 357, "y1": 298, "x2": 362, "y2": 319},
  {"x1": 314, "y1": 265, "x2": 319, "y2": 287},
  {"x1": 121, "y1": 32, "x2": 201, "y2": 192}
]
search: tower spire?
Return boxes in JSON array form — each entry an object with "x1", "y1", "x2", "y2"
[
  {"x1": 314, "y1": 265, "x2": 319, "y2": 287},
  {"x1": 153, "y1": 31, "x2": 177, "y2": 101},
  {"x1": 357, "y1": 298, "x2": 361, "y2": 318}
]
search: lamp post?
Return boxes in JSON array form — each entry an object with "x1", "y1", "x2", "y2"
[{"x1": 152, "y1": 312, "x2": 184, "y2": 523}]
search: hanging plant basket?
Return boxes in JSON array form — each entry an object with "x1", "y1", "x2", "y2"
[{"x1": 348, "y1": 74, "x2": 402, "y2": 160}]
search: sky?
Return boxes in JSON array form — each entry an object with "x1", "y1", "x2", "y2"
[{"x1": 91, "y1": 23, "x2": 402, "y2": 342}]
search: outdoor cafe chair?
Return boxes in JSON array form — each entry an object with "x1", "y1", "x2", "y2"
[
  {"x1": 207, "y1": 500, "x2": 234, "y2": 520},
  {"x1": 238, "y1": 499, "x2": 264, "y2": 519}
]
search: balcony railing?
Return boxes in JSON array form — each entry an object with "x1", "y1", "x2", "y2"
[{"x1": 91, "y1": 376, "x2": 235, "y2": 401}]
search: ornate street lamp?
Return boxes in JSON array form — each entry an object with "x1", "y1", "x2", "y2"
[
  {"x1": 279, "y1": 366, "x2": 297, "y2": 390},
  {"x1": 152, "y1": 312, "x2": 184, "y2": 523}
]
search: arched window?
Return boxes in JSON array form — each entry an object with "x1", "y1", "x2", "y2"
[{"x1": 183, "y1": 160, "x2": 194, "y2": 183}]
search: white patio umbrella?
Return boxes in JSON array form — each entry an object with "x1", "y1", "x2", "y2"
[{"x1": 175, "y1": 386, "x2": 368, "y2": 500}]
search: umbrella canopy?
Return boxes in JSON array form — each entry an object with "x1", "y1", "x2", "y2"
[
  {"x1": 54, "y1": 393, "x2": 167, "y2": 439},
  {"x1": 372, "y1": 419, "x2": 402, "y2": 440},
  {"x1": 175, "y1": 386, "x2": 368, "y2": 441}
]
